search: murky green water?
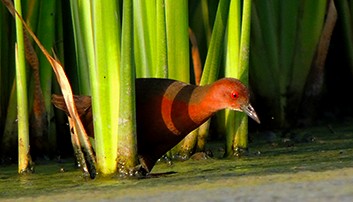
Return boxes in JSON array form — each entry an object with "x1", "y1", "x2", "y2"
[{"x1": 1, "y1": 121, "x2": 353, "y2": 201}]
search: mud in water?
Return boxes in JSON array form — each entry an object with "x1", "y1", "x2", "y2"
[{"x1": 1, "y1": 121, "x2": 353, "y2": 201}]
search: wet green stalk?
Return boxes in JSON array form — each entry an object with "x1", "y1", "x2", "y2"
[
  {"x1": 201, "y1": 0, "x2": 212, "y2": 46},
  {"x1": 224, "y1": 0, "x2": 241, "y2": 156},
  {"x1": 197, "y1": 0, "x2": 230, "y2": 152},
  {"x1": 233, "y1": 0, "x2": 251, "y2": 151},
  {"x1": 14, "y1": 0, "x2": 31, "y2": 173},
  {"x1": 37, "y1": 0, "x2": 56, "y2": 117},
  {"x1": 132, "y1": 0, "x2": 167, "y2": 78},
  {"x1": 91, "y1": 0, "x2": 121, "y2": 175},
  {"x1": 155, "y1": 0, "x2": 167, "y2": 78},
  {"x1": 22, "y1": 0, "x2": 40, "y2": 30},
  {"x1": 69, "y1": 0, "x2": 93, "y2": 95},
  {"x1": 133, "y1": 0, "x2": 153, "y2": 77},
  {"x1": 165, "y1": 0, "x2": 189, "y2": 82},
  {"x1": 118, "y1": 0, "x2": 138, "y2": 173},
  {"x1": 200, "y1": 0, "x2": 230, "y2": 85}
]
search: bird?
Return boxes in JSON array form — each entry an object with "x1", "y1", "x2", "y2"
[{"x1": 52, "y1": 78, "x2": 260, "y2": 173}]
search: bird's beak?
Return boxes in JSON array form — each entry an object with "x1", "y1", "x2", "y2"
[{"x1": 241, "y1": 104, "x2": 260, "y2": 124}]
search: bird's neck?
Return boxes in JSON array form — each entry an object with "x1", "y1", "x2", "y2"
[
  {"x1": 160, "y1": 81, "x2": 222, "y2": 136},
  {"x1": 188, "y1": 85, "x2": 221, "y2": 126}
]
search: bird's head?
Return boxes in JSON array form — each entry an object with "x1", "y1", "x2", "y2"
[{"x1": 210, "y1": 78, "x2": 260, "y2": 124}]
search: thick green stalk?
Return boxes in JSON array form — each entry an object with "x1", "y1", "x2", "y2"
[
  {"x1": 197, "y1": 0, "x2": 230, "y2": 153},
  {"x1": 14, "y1": 0, "x2": 32, "y2": 173},
  {"x1": 277, "y1": 0, "x2": 300, "y2": 126},
  {"x1": 224, "y1": 0, "x2": 241, "y2": 156},
  {"x1": 37, "y1": 0, "x2": 56, "y2": 116},
  {"x1": 254, "y1": 0, "x2": 279, "y2": 77},
  {"x1": 279, "y1": 0, "x2": 299, "y2": 93},
  {"x1": 200, "y1": 0, "x2": 230, "y2": 85},
  {"x1": 201, "y1": 0, "x2": 212, "y2": 46},
  {"x1": 233, "y1": 0, "x2": 252, "y2": 151},
  {"x1": 118, "y1": 0, "x2": 138, "y2": 173},
  {"x1": 146, "y1": 0, "x2": 156, "y2": 76},
  {"x1": 54, "y1": 0, "x2": 65, "y2": 72},
  {"x1": 91, "y1": 0, "x2": 121, "y2": 175},
  {"x1": 165, "y1": 0, "x2": 189, "y2": 82},
  {"x1": 69, "y1": 0, "x2": 93, "y2": 95},
  {"x1": 225, "y1": 0, "x2": 240, "y2": 75},
  {"x1": 155, "y1": 0, "x2": 167, "y2": 78},
  {"x1": 224, "y1": 0, "x2": 252, "y2": 156},
  {"x1": 22, "y1": 0, "x2": 40, "y2": 30},
  {"x1": 178, "y1": 128, "x2": 198, "y2": 158},
  {"x1": 133, "y1": 0, "x2": 153, "y2": 77},
  {"x1": 50, "y1": 0, "x2": 65, "y2": 149}
]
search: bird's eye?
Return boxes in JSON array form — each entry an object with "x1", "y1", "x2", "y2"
[{"x1": 231, "y1": 91, "x2": 238, "y2": 99}]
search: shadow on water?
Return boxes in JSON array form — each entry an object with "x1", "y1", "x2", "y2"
[{"x1": 1, "y1": 121, "x2": 353, "y2": 200}]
